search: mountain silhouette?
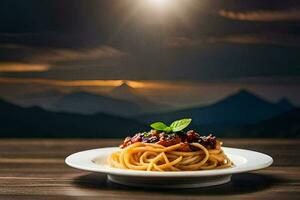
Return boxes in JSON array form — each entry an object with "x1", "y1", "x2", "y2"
[
  {"x1": 0, "y1": 99, "x2": 146, "y2": 138},
  {"x1": 110, "y1": 83, "x2": 152, "y2": 103},
  {"x1": 51, "y1": 91, "x2": 141, "y2": 116},
  {"x1": 11, "y1": 89, "x2": 66, "y2": 109},
  {"x1": 276, "y1": 98, "x2": 294, "y2": 111},
  {"x1": 249, "y1": 108, "x2": 300, "y2": 137},
  {"x1": 138, "y1": 89, "x2": 293, "y2": 126},
  {"x1": 110, "y1": 83, "x2": 166, "y2": 113},
  {"x1": 110, "y1": 83, "x2": 139, "y2": 100}
]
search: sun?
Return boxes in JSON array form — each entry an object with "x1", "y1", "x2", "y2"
[
  {"x1": 146, "y1": 0, "x2": 171, "y2": 8},
  {"x1": 152, "y1": 0, "x2": 167, "y2": 5}
]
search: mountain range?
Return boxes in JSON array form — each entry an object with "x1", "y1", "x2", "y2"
[
  {"x1": 137, "y1": 90, "x2": 295, "y2": 126},
  {"x1": 248, "y1": 108, "x2": 300, "y2": 138},
  {"x1": 110, "y1": 83, "x2": 148, "y2": 103},
  {"x1": 0, "y1": 99, "x2": 146, "y2": 138},
  {"x1": 109, "y1": 83, "x2": 163, "y2": 112},
  {"x1": 10, "y1": 89, "x2": 66, "y2": 109},
  {"x1": 187, "y1": 108, "x2": 300, "y2": 138},
  {"x1": 0, "y1": 88, "x2": 298, "y2": 138},
  {"x1": 12, "y1": 83, "x2": 166, "y2": 116},
  {"x1": 52, "y1": 91, "x2": 142, "y2": 116}
]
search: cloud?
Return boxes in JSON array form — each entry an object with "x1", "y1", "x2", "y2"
[
  {"x1": 0, "y1": 62, "x2": 49, "y2": 72},
  {"x1": 0, "y1": 44, "x2": 28, "y2": 49},
  {"x1": 166, "y1": 33, "x2": 300, "y2": 48},
  {"x1": 166, "y1": 36, "x2": 215, "y2": 48},
  {"x1": 219, "y1": 9, "x2": 300, "y2": 22},
  {"x1": 0, "y1": 77, "x2": 183, "y2": 89},
  {"x1": 0, "y1": 43, "x2": 126, "y2": 63},
  {"x1": 166, "y1": 37, "x2": 197, "y2": 48},
  {"x1": 30, "y1": 46, "x2": 127, "y2": 64},
  {"x1": 0, "y1": 77, "x2": 124, "y2": 87},
  {"x1": 0, "y1": 44, "x2": 127, "y2": 73},
  {"x1": 213, "y1": 34, "x2": 300, "y2": 47}
]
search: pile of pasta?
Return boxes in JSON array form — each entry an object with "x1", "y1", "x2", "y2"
[{"x1": 108, "y1": 142, "x2": 232, "y2": 171}]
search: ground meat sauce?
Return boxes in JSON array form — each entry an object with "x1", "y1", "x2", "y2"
[{"x1": 120, "y1": 130, "x2": 218, "y2": 151}]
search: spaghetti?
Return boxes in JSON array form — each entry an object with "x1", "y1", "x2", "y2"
[{"x1": 108, "y1": 130, "x2": 232, "y2": 171}]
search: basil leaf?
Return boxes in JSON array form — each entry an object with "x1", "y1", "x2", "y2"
[
  {"x1": 163, "y1": 126, "x2": 172, "y2": 133},
  {"x1": 170, "y1": 118, "x2": 192, "y2": 132},
  {"x1": 150, "y1": 122, "x2": 169, "y2": 131}
]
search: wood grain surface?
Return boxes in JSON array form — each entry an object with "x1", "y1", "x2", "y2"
[{"x1": 0, "y1": 139, "x2": 299, "y2": 200}]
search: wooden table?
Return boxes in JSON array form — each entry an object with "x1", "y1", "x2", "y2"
[{"x1": 0, "y1": 139, "x2": 299, "y2": 200}]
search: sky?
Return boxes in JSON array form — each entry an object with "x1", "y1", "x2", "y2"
[{"x1": 0, "y1": 0, "x2": 300, "y2": 105}]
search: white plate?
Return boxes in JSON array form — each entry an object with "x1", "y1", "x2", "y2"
[{"x1": 65, "y1": 147, "x2": 273, "y2": 188}]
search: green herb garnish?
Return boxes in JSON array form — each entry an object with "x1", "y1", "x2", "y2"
[
  {"x1": 150, "y1": 122, "x2": 171, "y2": 133},
  {"x1": 150, "y1": 118, "x2": 192, "y2": 133},
  {"x1": 141, "y1": 132, "x2": 151, "y2": 137}
]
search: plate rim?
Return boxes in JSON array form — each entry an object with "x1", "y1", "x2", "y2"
[{"x1": 65, "y1": 146, "x2": 273, "y2": 177}]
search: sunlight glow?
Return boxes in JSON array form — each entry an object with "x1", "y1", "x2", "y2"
[
  {"x1": 0, "y1": 77, "x2": 174, "y2": 89},
  {"x1": 148, "y1": 0, "x2": 170, "y2": 7},
  {"x1": 145, "y1": 0, "x2": 172, "y2": 10},
  {"x1": 0, "y1": 77, "x2": 123, "y2": 87},
  {"x1": 126, "y1": 80, "x2": 147, "y2": 88},
  {"x1": 0, "y1": 62, "x2": 49, "y2": 72}
]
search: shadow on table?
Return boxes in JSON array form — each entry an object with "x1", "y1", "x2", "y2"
[{"x1": 73, "y1": 172, "x2": 284, "y2": 195}]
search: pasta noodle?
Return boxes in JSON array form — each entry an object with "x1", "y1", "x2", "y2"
[{"x1": 108, "y1": 142, "x2": 232, "y2": 171}]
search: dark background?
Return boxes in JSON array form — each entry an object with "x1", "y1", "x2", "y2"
[{"x1": 0, "y1": 0, "x2": 299, "y2": 138}]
